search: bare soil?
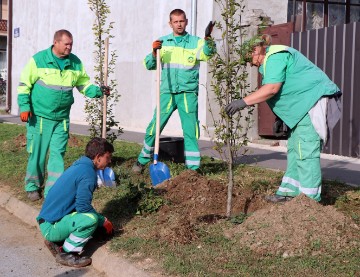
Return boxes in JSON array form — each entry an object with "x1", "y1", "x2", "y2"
[
  {"x1": 151, "y1": 170, "x2": 360, "y2": 256},
  {"x1": 5, "y1": 133, "x2": 80, "y2": 149}
]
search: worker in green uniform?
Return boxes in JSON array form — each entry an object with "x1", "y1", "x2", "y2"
[
  {"x1": 17, "y1": 29, "x2": 110, "y2": 201},
  {"x1": 225, "y1": 34, "x2": 341, "y2": 203},
  {"x1": 132, "y1": 9, "x2": 216, "y2": 173},
  {"x1": 37, "y1": 137, "x2": 114, "y2": 268}
]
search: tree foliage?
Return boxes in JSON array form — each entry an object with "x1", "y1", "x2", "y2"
[
  {"x1": 206, "y1": 0, "x2": 254, "y2": 216},
  {"x1": 86, "y1": 0, "x2": 122, "y2": 143}
]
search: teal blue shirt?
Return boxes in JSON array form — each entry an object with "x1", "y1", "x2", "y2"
[
  {"x1": 260, "y1": 46, "x2": 339, "y2": 129},
  {"x1": 52, "y1": 52, "x2": 67, "y2": 70},
  {"x1": 38, "y1": 156, "x2": 105, "y2": 226}
]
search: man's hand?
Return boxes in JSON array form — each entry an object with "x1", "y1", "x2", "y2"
[
  {"x1": 225, "y1": 99, "x2": 247, "y2": 116},
  {"x1": 20, "y1": 111, "x2": 32, "y2": 122},
  {"x1": 103, "y1": 217, "x2": 114, "y2": 236},
  {"x1": 205, "y1": 21, "x2": 216, "y2": 39},
  {"x1": 100, "y1": 85, "x2": 110, "y2": 96},
  {"x1": 152, "y1": 40, "x2": 162, "y2": 56},
  {"x1": 92, "y1": 217, "x2": 114, "y2": 241}
]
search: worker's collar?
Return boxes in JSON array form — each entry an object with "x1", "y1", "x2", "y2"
[
  {"x1": 168, "y1": 32, "x2": 190, "y2": 43},
  {"x1": 45, "y1": 46, "x2": 71, "y2": 66}
]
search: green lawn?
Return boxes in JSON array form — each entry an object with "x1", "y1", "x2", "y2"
[{"x1": 1, "y1": 122, "x2": 359, "y2": 277}]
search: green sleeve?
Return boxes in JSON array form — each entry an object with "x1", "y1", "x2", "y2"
[
  {"x1": 203, "y1": 39, "x2": 216, "y2": 56},
  {"x1": 17, "y1": 58, "x2": 38, "y2": 112},
  {"x1": 143, "y1": 53, "x2": 156, "y2": 70},
  {"x1": 75, "y1": 64, "x2": 102, "y2": 98},
  {"x1": 262, "y1": 52, "x2": 290, "y2": 85},
  {"x1": 198, "y1": 38, "x2": 216, "y2": 62},
  {"x1": 84, "y1": 85, "x2": 103, "y2": 98},
  {"x1": 97, "y1": 213, "x2": 105, "y2": 227}
]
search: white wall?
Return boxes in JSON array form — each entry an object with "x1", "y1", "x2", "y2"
[
  {"x1": 246, "y1": 0, "x2": 288, "y2": 25},
  {"x1": 11, "y1": 0, "x2": 215, "y2": 138},
  {"x1": 11, "y1": 0, "x2": 288, "y2": 139}
]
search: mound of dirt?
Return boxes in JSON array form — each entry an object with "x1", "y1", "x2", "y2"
[
  {"x1": 153, "y1": 170, "x2": 267, "y2": 244},
  {"x1": 68, "y1": 134, "x2": 81, "y2": 147},
  {"x1": 226, "y1": 194, "x2": 360, "y2": 256},
  {"x1": 152, "y1": 170, "x2": 360, "y2": 255},
  {"x1": 6, "y1": 133, "x2": 80, "y2": 150}
]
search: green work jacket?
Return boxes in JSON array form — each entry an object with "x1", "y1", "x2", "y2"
[
  {"x1": 144, "y1": 32, "x2": 216, "y2": 94},
  {"x1": 18, "y1": 46, "x2": 102, "y2": 120},
  {"x1": 261, "y1": 45, "x2": 340, "y2": 129}
]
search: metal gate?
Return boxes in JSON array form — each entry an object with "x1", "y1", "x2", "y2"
[
  {"x1": 259, "y1": 21, "x2": 360, "y2": 157},
  {"x1": 258, "y1": 22, "x2": 295, "y2": 136},
  {"x1": 292, "y1": 22, "x2": 360, "y2": 157}
]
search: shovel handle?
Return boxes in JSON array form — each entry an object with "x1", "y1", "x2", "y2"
[{"x1": 154, "y1": 49, "x2": 161, "y2": 164}]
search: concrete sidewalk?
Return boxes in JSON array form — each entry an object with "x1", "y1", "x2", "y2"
[
  {"x1": 1, "y1": 114, "x2": 359, "y2": 186},
  {"x1": 0, "y1": 190, "x2": 151, "y2": 277}
]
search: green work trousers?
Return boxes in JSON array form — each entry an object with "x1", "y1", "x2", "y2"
[
  {"x1": 138, "y1": 92, "x2": 200, "y2": 170},
  {"x1": 25, "y1": 115, "x2": 69, "y2": 197},
  {"x1": 276, "y1": 113, "x2": 322, "y2": 201},
  {"x1": 39, "y1": 212, "x2": 99, "y2": 253}
]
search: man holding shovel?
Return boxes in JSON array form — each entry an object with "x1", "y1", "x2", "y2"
[
  {"x1": 133, "y1": 9, "x2": 216, "y2": 173},
  {"x1": 17, "y1": 29, "x2": 110, "y2": 201}
]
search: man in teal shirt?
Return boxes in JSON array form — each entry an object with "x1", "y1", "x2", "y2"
[
  {"x1": 132, "y1": 9, "x2": 216, "y2": 172},
  {"x1": 226, "y1": 34, "x2": 341, "y2": 202},
  {"x1": 37, "y1": 137, "x2": 114, "y2": 268}
]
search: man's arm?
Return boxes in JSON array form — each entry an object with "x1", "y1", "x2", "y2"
[
  {"x1": 75, "y1": 176, "x2": 105, "y2": 226},
  {"x1": 143, "y1": 53, "x2": 157, "y2": 70},
  {"x1": 225, "y1": 83, "x2": 282, "y2": 116},
  {"x1": 196, "y1": 38, "x2": 216, "y2": 62},
  {"x1": 197, "y1": 21, "x2": 217, "y2": 61},
  {"x1": 17, "y1": 58, "x2": 38, "y2": 113},
  {"x1": 143, "y1": 39, "x2": 162, "y2": 70},
  {"x1": 75, "y1": 63, "x2": 103, "y2": 98},
  {"x1": 244, "y1": 83, "x2": 282, "y2": 105}
]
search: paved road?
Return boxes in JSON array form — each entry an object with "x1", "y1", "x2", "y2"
[{"x1": 0, "y1": 206, "x2": 104, "y2": 277}]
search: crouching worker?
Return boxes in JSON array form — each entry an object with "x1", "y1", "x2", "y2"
[{"x1": 37, "y1": 137, "x2": 115, "y2": 268}]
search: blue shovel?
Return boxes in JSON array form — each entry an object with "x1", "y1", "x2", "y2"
[{"x1": 149, "y1": 49, "x2": 171, "y2": 186}]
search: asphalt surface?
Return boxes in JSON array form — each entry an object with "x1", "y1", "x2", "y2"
[
  {"x1": 0, "y1": 190, "x2": 151, "y2": 277},
  {"x1": 0, "y1": 206, "x2": 103, "y2": 277}
]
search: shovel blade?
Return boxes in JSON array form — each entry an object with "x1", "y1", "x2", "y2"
[{"x1": 149, "y1": 162, "x2": 171, "y2": 186}]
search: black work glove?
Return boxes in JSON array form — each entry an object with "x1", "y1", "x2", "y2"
[
  {"x1": 152, "y1": 40, "x2": 163, "y2": 56},
  {"x1": 100, "y1": 85, "x2": 110, "y2": 96},
  {"x1": 205, "y1": 21, "x2": 216, "y2": 39},
  {"x1": 225, "y1": 99, "x2": 248, "y2": 116}
]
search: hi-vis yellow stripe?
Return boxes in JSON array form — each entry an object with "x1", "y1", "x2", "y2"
[
  {"x1": 263, "y1": 45, "x2": 288, "y2": 77},
  {"x1": 161, "y1": 40, "x2": 204, "y2": 66},
  {"x1": 184, "y1": 93, "x2": 188, "y2": 113},
  {"x1": 40, "y1": 117, "x2": 43, "y2": 134}
]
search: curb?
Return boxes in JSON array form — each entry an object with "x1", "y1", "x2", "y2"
[{"x1": 0, "y1": 190, "x2": 150, "y2": 277}]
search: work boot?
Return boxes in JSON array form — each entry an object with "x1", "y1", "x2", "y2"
[
  {"x1": 265, "y1": 194, "x2": 293, "y2": 203},
  {"x1": 27, "y1": 190, "x2": 41, "y2": 201},
  {"x1": 44, "y1": 240, "x2": 61, "y2": 257},
  {"x1": 55, "y1": 252, "x2": 92, "y2": 268},
  {"x1": 132, "y1": 161, "x2": 145, "y2": 173}
]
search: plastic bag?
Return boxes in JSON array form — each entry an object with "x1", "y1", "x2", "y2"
[{"x1": 97, "y1": 167, "x2": 116, "y2": 187}]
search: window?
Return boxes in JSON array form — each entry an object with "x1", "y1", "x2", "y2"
[{"x1": 288, "y1": 0, "x2": 360, "y2": 30}]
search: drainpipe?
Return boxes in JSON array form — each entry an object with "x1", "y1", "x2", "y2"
[
  {"x1": 190, "y1": 0, "x2": 197, "y2": 35},
  {"x1": 6, "y1": 0, "x2": 12, "y2": 112}
]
